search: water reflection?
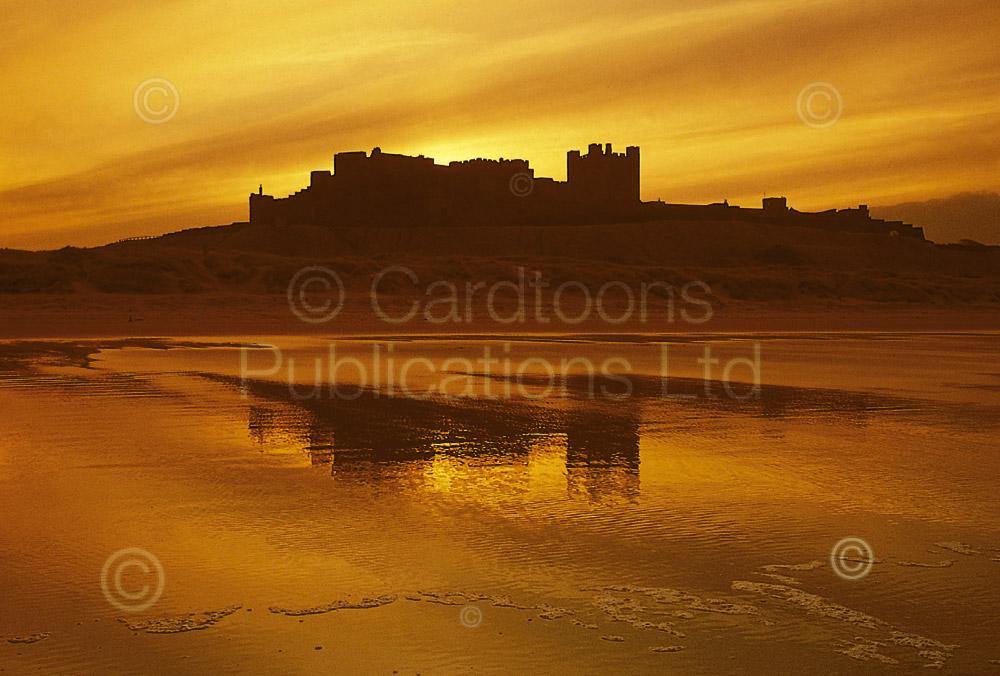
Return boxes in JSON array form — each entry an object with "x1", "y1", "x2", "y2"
[
  {"x1": 565, "y1": 408, "x2": 641, "y2": 503},
  {"x1": 218, "y1": 365, "x2": 984, "y2": 507},
  {"x1": 2, "y1": 338, "x2": 999, "y2": 674},
  {"x1": 203, "y1": 360, "x2": 1000, "y2": 510},
  {"x1": 228, "y1": 375, "x2": 642, "y2": 503}
]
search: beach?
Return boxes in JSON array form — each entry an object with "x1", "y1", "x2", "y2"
[{"x1": 1, "y1": 332, "x2": 998, "y2": 673}]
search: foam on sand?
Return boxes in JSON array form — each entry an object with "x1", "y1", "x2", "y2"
[
  {"x1": 119, "y1": 605, "x2": 242, "y2": 634},
  {"x1": 5, "y1": 633, "x2": 50, "y2": 644},
  {"x1": 268, "y1": 594, "x2": 396, "y2": 616},
  {"x1": 731, "y1": 581, "x2": 958, "y2": 668}
]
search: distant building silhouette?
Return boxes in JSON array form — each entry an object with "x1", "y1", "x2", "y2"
[{"x1": 250, "y1": 143, "x2": 923, "y2": 239}]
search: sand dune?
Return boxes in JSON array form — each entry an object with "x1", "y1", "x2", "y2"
[{"x1": 1, "y1": 219, "x2": 996, "y2": 337}]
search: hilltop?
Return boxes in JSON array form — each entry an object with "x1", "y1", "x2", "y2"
[
  {"x1": 872, "y1": 192, "x2": 1000, "y2": 245},
  {"x1": 0, "y1": 215, "x2": 997, "y2": 339},
  {"x1": 0, "y1": 217, "x2": 995, "y2": 296}
]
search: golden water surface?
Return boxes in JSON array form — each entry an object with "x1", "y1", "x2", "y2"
[{"x1": 1, "y1": 334, "x2": 998, "y2": 674}]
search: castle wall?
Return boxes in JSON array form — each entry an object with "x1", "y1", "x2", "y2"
[{"x1": 248, "y1": 144, "x2": 922, "y2": 239}]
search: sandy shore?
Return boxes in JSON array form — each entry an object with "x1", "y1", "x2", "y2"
[{"x1": 0, "y1": 293, "x2": 997, "y2": 339}]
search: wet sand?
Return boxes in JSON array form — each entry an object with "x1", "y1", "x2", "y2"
[
  {"x1": 1, "y1": 293, "x2": 998, "y2": 339},
  {"x1": 1, "y1": 333, "x2": 998, "y2": 673}
]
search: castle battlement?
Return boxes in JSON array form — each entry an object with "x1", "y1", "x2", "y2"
[{"x1": 249, "y1": 143, "x2": 922, "y2": 239}]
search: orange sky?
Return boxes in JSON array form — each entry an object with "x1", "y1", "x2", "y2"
[{"x1": 1, "y1": 0, "x2": 998, "y2": 249}]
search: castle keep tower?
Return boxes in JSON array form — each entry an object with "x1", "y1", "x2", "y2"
[{"x1": 566, "y1": 143, "x2": 640, "y2": 205}]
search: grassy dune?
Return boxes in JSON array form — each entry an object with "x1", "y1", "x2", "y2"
[
  {"x1": 1, "y1": 220, "x2": 997, "y2": 305},
  {"x1": 1, "y1": 218, "x2": 997, "y2": 338}
]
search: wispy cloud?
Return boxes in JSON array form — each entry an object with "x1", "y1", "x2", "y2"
[{"x1": 2, "y1": 0, "x2": 998, "y2": 248}]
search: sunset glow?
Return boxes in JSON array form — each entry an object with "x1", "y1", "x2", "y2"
[{"x1": 1, "y1": 0, "x2": 998, "y2": 248}]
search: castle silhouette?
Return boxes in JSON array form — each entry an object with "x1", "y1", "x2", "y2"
[{"x1": 249, "y1": 143, "x2": 923, "y2": 239}]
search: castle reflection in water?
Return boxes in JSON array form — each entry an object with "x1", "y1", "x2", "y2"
[
  {"x1": 224, "y1": 366, "x2": 898, "y2": 504},
  {"x1": 240, "y1": 377, "x2": 642, "y2": 504}
]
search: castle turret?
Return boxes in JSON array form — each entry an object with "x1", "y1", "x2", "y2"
[{"x1": 567, "y1": 142, "x2": 640, "y2": 206}]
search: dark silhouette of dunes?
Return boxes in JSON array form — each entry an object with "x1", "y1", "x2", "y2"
[
  {"x1": 2, "y1": 216, "x2": 998, "y2": 305},
  {"x1": 872, "y1": 192, "x2": 1000, "y2": 245}
]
